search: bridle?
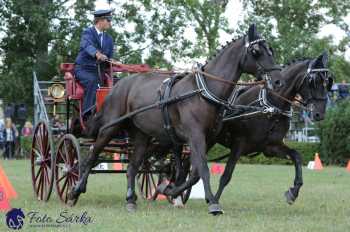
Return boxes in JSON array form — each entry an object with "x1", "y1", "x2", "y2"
[
  {"x1": 294, "y1": 60, "x2": 332, "y2": 106},
  {"x1": 243, "y1": 37, "x2": 282, "y2": 89},
  {"x1": 224, "y1": 59, "x2": 332, "y2": 121},
  {"x1": 194, "y1": 36, "x2": 282, "y2": 109}
]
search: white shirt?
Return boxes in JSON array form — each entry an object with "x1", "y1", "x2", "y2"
[
  {"x1": 95, "y1": 26, "x2": 103, "y2": 47},
  {"x1": 6, "y1": 128, "x2": 13, "y2": 142}
]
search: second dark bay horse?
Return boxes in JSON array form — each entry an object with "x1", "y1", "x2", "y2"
[{"x1": 214, "y1": 52, "x2": 332, "y2": 203}]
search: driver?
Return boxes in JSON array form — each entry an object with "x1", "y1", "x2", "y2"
[{"x1": 74, "y1": 9, "x2": 115, "y2": 120}]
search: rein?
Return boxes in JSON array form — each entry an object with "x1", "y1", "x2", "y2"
[
  {"x1": 107, "y1": 60, "x2": 266, "y2": 87},
  {"x1": 268, "y1": 90, "x2": 309, "y2": 111},
  {"x1": 193, "y1": 68, "x2": 266, "y2": 86}
]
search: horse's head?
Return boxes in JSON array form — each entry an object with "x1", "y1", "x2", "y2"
[
  {"x1": 295, "y1": 52, "x2": 332, "y2": 121},
  {"x1": 240, "y1": 24, "x2": 283, "y2": 89}
]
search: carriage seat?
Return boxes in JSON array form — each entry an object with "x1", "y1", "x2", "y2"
[{"x1": 60, "y1": 63, "x2": 84, "y2": 100}]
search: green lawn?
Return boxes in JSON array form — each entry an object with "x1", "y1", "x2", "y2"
[{"x1": 0, "y1": 160, "x2": 349, "y2": 232}]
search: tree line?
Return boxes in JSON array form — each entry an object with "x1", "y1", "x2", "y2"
[{"x1": 0, "y1": 0, "x2": 349, "y2": 111}]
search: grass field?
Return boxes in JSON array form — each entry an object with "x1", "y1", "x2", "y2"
[{"x1": 0, "y1": 160, "x2": 349, "y2": 232}]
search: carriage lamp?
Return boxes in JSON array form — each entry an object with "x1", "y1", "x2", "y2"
[{"x1": 48, "y1": 84, "x2": 65, "y2": 99}]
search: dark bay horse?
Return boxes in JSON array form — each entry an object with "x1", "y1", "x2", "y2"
[
  {"x1": 213, "y1": 52, "x2": 332, "y2": 203},
  {"x1": 68, "y1": 24, "x2": 283, "y2": 214}
]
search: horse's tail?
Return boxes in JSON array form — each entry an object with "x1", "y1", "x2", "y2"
[{"x1": 85, "y1": 110, "x2": 104, "y2": 139}]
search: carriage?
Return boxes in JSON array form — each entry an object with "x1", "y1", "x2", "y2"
[{"x1": 30, "y1": 62, "x2": 192, "y2": 206}]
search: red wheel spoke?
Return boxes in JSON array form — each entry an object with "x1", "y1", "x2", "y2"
[
  {"x1": 35, "y1": 132, "x2": 43, "y2": 156},
  {"x1": 58, "y1": 149, "x2": 67, "y2": 164},
  {"x1": 145, "y1": 174, "x2": 150, "y2": 199},
  {"x1": 64, "y1": 177, "x2": 71, "y2": 203},
  {"x1": 35, "y1": 167, "x2": 42, "y2": 182},
  {"x1": 141, "y1": 174, "x2": 146, "y2": 196},
  {"x1": 150, "y1": 174, "x2": 156, "y2": 194},
  {"x1": 43, "y1": 167, "x2": 50, "y2": 186},
  {"x1": 57, "y1": 172, "x2": 68, "y2": 183},
  {"x1": 71, "y1": 171, "x2": 79, "y2": 179},
  {"x1": 149, "y1": 175, "x2": 154, "y2": 197},
  {"x1": 63, "y1": 139, "x2": 70, "y2": 165},
  {"x1": 60, "y1": 176, "x2": 68, "y2": 196},
  {"x1": 42, "y1": 168, "x2": 47, "y2": 198},
  {"x1": 36, "y1": 170, "x2": 43, "y2": 195},
  {"x1": 68, "y1": 146, "x2": 75, "y2": 166},
  {"x1": 44, "y1": 140, "x2": 51, "y2": 160},
  {"x1": 39, "y1": 125, "x2": 46, "y2": 157},
  {"x1": 40, "y1": 170, "x2": 45, "y2": 199}
]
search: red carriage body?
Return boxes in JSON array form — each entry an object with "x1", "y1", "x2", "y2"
[{"x1": 60, "y1": 62, "x2": 152, "y2": 114}]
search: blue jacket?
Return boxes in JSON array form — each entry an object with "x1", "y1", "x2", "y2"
[
  {"x1": 2, "y1": 126, "x2": 17, "y2": 143},
  {"x1": 75, "y1": 26, "x2": 114, "y2": 69}
]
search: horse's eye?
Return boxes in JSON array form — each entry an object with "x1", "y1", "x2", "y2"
[
  {"x1": 250, "y1": 44, "x2": 261, "y2": 57},
  {"x1": 251, "y1": 48, "x2": 261, "y2": 57}
]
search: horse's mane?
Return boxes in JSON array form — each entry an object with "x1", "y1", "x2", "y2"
[{"x1": 204, "y1": 36, "x2": 242, "y2": 67}]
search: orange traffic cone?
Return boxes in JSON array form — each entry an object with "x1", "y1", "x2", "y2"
[
  {"x1": 314, "y1": 153, "x2": 323, "y2": 171},
  {"x1": 210, "y1": 163, "x2": 224, "y2": 175},
  {"x1": 346, "y1": 160, "x2": 350, "y2": 172},
  {"x1": 0, "y1": 185, "x2": 11, "y2": 212},
  {"x1": 113, "y1": 153, "x2": 123, "y2": 171},
  {"x1": 156, "y1": 193, "x2": 167, "y2": 200},
  {"x1": 0, "y1": 164, "x2": 17, "y2": 199}
]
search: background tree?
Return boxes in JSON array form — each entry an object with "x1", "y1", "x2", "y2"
[
  {"x1": 0, "y1": 0, "x2": 349, "y2": 113},
  {"x1": 238, "y1": 0, "x2": 350, "y2": 81}
]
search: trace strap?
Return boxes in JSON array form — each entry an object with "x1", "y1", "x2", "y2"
[{"x1": 194, "y1": 63, "x2": 232, "y2": 109}]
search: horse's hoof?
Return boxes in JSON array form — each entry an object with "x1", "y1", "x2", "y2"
[
  {"x1": 67, "y1": 189, "x2": 79, "y2": 207},
  {"x1": 173, "y1": 196, "x2": 184, "y2": 208},
  {"x1": 157, "y1": 182, "x2": 170, "y2": 194},
  {"x1": 284, "y1": 189, "x2": 296, "y2": 205},
  {"x1": 67, "y1": 198, "x2": 78, "y2": 207},
  {"x1": 126, "y1": 203, "x2": 137, "y2": 213},
  {"x1": 208, "y1": 203, "x2": 224, "y2": 215}
]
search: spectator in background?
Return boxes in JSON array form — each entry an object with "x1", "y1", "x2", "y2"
[
  {"x1": 0, "y1": 119, "x2": 4, "y2": 151},
  {"x1": 3, "y1": 118, "x2": 18, "y2": 159},
  {"x1": 4, "y1": 103, "x2": 15, "y2": 118},
  {"x1": 338, "y1": 80, "x2": 349, "y2": 99},
  {"x1": 21, "y1": 121, "x2": 33, "y2": 137},
  {"x1": 330, "y1": 82, "x2": 339, "y2": 102}
]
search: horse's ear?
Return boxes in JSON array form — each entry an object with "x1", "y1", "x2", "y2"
[
  {"x1": 248, "y1": 24, "x2": 258, "y2": 42},
  {"x1": 321, "y1": 51, "x2": 329, "y2": 67},
  {"x1": 313, "y1": 52, "x2": 327, "y2": 68}
]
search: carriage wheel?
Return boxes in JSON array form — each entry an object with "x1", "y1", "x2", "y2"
[
  {"x1": 54, "y1": 134, "x2": 80, "y2": 205},
  {"x1": 31, "y1": 120, "x2": 55, "y2": 201},
  {"x1": 136, "y1": 161, "x2": 165, "y2": 201}
]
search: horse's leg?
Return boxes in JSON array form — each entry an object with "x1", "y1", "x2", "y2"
[
  {"x1": 190, "y1": 132, "x2": 224, "y2": 214},
  {"x1": 264, "y1": 143, "x2": 303, "y2": 204},
  {"x1": 170, "y1": 130, "x2": 221, "y2": 214},
  {"x1": 171, "y1": 147, "x2": 192, "y2": 207},
  {"x1": 161, "y1": 135, "x2": 222, "y2": 214},
  {"x1": 159, "y1": 169, "x2": 200, "y2": 197},
  {"x1": 173, "y1": 146, "x2": 187, "y2": 188},
  {"x1": 67, "y1": 126, "x2": 116, "y2": 205},
  {"x1": 214, "y1": 145, "x2": 242, "y2": 201},
  {"x1": 125, "y1": 131, "x2": 149, "y2": 212}
]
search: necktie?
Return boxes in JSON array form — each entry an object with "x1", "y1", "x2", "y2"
[{"x1": 98, "y1": 33, "x2": 103, "y2": 48}]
